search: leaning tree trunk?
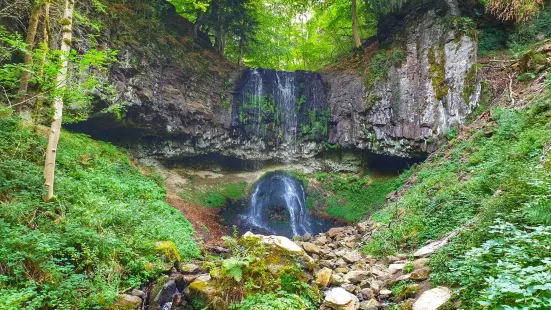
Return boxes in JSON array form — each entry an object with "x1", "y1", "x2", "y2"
[
  {"x1": 18, "y1": 3, "x2": 42, "y2": 111},
  {"x1": 43, "y1": 0, "x2": 74, "y2": 201},
  {"x1": 33, "y1": 0, "x2": 50, "y2": 123},
  {"x1": 352, "y1": 0, "x2": 361, "y2": 48}
]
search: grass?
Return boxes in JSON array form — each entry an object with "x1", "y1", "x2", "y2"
[
  {"x1": 0, "y1": 113, "x2": 198, "y2": 309},
  {"x1": 362, "y1": 75, "x2": 551, "y2": 309},
  {"x1": 179, "y1": 181, "x2": 249, "y2": 207},
  {"x1": 313, "y1": 171, "x2": 412, "y2": 221}
]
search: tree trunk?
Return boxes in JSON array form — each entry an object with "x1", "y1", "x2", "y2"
[
  {"x1": 33, "y1": 0, "x2": 50, "y2": 123},
  {"x1": 214, "y1": 26, "x2": 225, "y2": 55},
  {"x1": 18, "y1": 3, "x2": 42, "y2": 110},
  {"x1": 352, "y1": 0, "x2": 361, "y2": 48},
  {"x1": 43, "y1": 0, "x2": 74, "y2": 201},
  {"x1": 238, "y1": 37, "x2": 243, "y2": 66}
]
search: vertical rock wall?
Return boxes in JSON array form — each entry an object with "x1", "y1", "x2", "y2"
[{"x1": 324, "y1": 0, "x2": 481, "y2": 157}]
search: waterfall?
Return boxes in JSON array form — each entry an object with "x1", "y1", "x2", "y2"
[
  {"x1": 247, "y1": 171, "x2": 312, "y2": 237},
  {"x1": 249, "y1": 69, "x2": 264, "y2": 137},
  {"x1": 232, "y1": 68, "x2": 329, "y2": 156},
  {"x1": 275, "y1": 72, "x2": 297, "y2": 146}
]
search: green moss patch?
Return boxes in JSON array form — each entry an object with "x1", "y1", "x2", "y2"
[{"x1": 428, "y1": 45, "x2": 450, "y2": 101}]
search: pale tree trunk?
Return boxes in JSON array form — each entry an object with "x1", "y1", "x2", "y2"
[
  {"x1": 352, "y1": 0, "x2": 361, "y2": 48},
  {"x1": 18, "y1": 3, "x2": 42, "y2": 111},
  {"x1": 43, "y1": 0, "x2": 74, "y2": 201},
  {"x1": 33, "y1": 0, "x2": 50, "y2": 123}
]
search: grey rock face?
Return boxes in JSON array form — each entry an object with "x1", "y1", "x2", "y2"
[
  {"x1": 323, "y1": 0, "x2": 480, "y2": 157},
  {"x1": 75, "y1": 0, "x2": 479, "y2": 163}
]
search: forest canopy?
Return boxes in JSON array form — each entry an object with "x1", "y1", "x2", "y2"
[
  {"x1": 169, "y1": 0, "x2": 377, "y2": 71},
  {"x1": 168, "y1": 0, "x2": 547, "y2": 71}
]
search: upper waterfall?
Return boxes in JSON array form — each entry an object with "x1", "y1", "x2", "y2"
[{"x1": 231, "y1": 68, "x2": 330, "y2": 154}]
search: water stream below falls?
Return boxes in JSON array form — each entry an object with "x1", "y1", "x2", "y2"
[{"x1": 221, "y1": 171, "x2": 337, "y2": 238}]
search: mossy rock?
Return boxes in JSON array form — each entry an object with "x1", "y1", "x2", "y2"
[
  {"x1": 187, "y1": 274, "x2": 225, "y2": 310},
  {"x1": 155, "y1": 241, "x2": 181, "y2": 262}
]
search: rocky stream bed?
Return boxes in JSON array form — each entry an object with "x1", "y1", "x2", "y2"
[{"x1": 117, "y1": 220, "x2": 455, "y2": 310}]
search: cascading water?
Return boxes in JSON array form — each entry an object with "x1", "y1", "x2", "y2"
[
  {"x1": 248, "y1": 171, "x2": 311, "y2": 236},
  {"x1": 231, "y1": 68, "x2": 330, "y2": 153},
  {"x1": 218, "y1": 171, "x2": 338, "y2": 238},
  {"x1": 274, "y1": 72, "x2": 297, "y2": 146}
]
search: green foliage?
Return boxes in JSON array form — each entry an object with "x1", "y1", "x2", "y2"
[
  {"x1": 203, "y1": 235, "x2": 320, "y2": 309},
  {"x1": 179, "y1": 181, "x2": 248, "y2": 207},
  {"x1": 391, "y1": 280, "x2": 418, "y2": 301},
  {"x1": 479, "y1": 5, "x2": 551, "y2": 56},
  {"x1": 232, "y1": 291, "x2": 314, "y2": 310},
  {"x1": 434, "y1": 220, "x2": 551, "y2": 309},
  {"x1": 364, "y1": 48, "x2": 406, "y2": 90},
  {"x1": 403, "y1": 263, "x2": 414, "y2": 274},
  {"x1": 363, "y1": 76, "x2": 551, "y2": 309},
  {"x1": 314, "y1": 171, "x2": 412, "y2": 221},
  {"x1": 0, "y1": 26, "x2": 119, "y2": 121},
  {"x1": 0, "y1": 116, "x2": 198, "y2": 309},
  {"x1": 300, "y1": 108, "x2": 330, "y2": 140},
  {"x1": 234, "y1": 0, "x2": 376, "y2": 71},
  {"x1": 366, "y1": 0, "x2": 408, "y2": 18}
]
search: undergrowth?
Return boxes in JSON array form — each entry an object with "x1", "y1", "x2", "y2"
[
  {"x1": 0, "y1": 115, "x2": 198, "y2": 309},
  {"x1": 179, "y1": 181, "x2": 248, "y2": 207},
  {"x1": 313, "y1": 171, "x2": 412, "y2": 221},
  {"x1": 196, "y1": 234, "x2": 320, "y2": 310},
  {"x1": 363, "y1": 74, "x2": 551, "y2": 309}
]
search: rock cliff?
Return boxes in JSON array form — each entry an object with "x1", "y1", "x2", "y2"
[{"x1": 72, "y1": 0, "x2": 480, "y2": 164}]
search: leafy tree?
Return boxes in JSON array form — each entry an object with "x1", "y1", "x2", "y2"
[{"x1": 43, "y1": 0, "x2": 75, "y2": 201}]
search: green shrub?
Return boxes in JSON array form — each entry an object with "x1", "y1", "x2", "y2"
[
  {"x1": 434, "y1": 220, "x2": 551, "y2": 308},
  {"x1": 0, "y1": 116, "x2": 198, "y2": 309}
]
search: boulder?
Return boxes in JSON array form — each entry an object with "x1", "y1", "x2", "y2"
[
  {"x1": 323, "y1": 287, "x2": 360, "y2": 310},
  {"x1": 342, "y1": 251, "x2": 363, "y2": 263},
  {"x1": 412, "y1": 258, "x2": 430, "y2": 269},
  {"x1": 379, "y1": 289, "x2": 392, "y2": 296},
  {"x1": 388, "y1": 263, "x2": 405, "y2": 274},
  {"x1": 335, "y1": 267, "x2": 349, "y2": 274},
  {"x1": 335, "y1": 258, "x2": 348, "y2": 268},
  {"x1": 359, "y1": 299, "x2": 381, "y2": 310},
  {"x1": 180, "y1": 263, "x2": 200, "y2": 274},
  {"x1": 410, "y1": 267, "x2": 431, "y2": 281},
  {"x1": 130, "y1": 289, "x2": 146, "y2": 299},
  {"x1": 114, "y1": 294, "x2": 141, "y2": 310},
  {"x1": 344, "y1": 270, "x2": 371, "y2": 284},
  {"x1": 360, "y1": 288, "x2": 375, "y2": 300},
  {"x1": 412, "y1": 287, "x2": 453, "y2": 310},
  {"x1": 314, "y1": 235, "x2": 328, "y2": 246},
  {"x1": 243, "y1": 232, "x2": 304, "y2": 253},
  {"x1": 316, "y1": 267, "x2": 333, "y2": 287},
  {"x1": 341, "y1": 283, "x2": 358, "y2": 293},
  {"x1": 303, "y1": 242, "x2": 322, "y2": 255},
  {"x1": 331, "y1": 273, "x2": 345, "y2": 286},
  {"x1": 327, "y1": 227, "x2": 346, "y2": 238},
  {"x1": 187, "y1": 274, "x2": 226, "y2": 310},
  {"x1": 154, "y1": 280, "x2": 184, "y2": 307},
  {"x1": 302, "y1": 233, "x2": 312, "y2": 241}
]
